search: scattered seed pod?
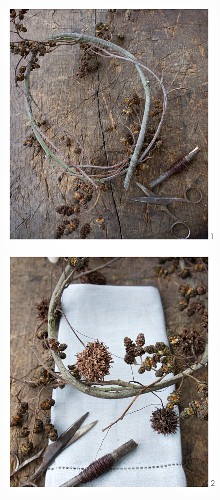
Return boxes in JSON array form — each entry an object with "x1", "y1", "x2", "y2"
[
  {"x1": 173, "y1": 327, "x2": 206, "y2": 358},
  {"x1": 40, "y1": 398, "x2": 55, "y2": 410},
  {"x1": 17, "y1": 402, "x2": 28, "y2": 415},
  {"x1": 20, "y1": 440, "x2": 34, "y2": 456},
  {"x1": 76, "y1": 340, "x2": 113, "y2": 382},
  {"x1": 136, "y1": 333, "x2": 145, "y2": 346},
  {"x1": 59, "y1": 343, "x2": 68, "y2": 351},
  {"x1": 49, "y1": 429, "x2": 58, "y2": 441},
  {"x1": 18, "y1": 427, "x2": 30, "y2": 438},
  {"x1": 197, "y1": 382, "x2": 208, "y2": 397},
  {"x1": 33, "y1": 418, "x2": 44, "y2": 434},
  {"x1": 68, "y1": 364, "x2": 81, "y2": 379},
  {"x1": 80, "y1": 223, "x2": 91, "y2": 239},
  {"x1": 67, "y1": 257, "x2": 89, "y2": 270},
  {"x1": 56, "y1": 205, "x2": 76, "y2": 216},
  {"x1": 180, "y1": 269, "x2": 191, "y2": 279},
  {"x1": 150, "y1": 407, "x2": 179, "y2": 435},
  {"x1": 10, "y1": 415, "x2": 23, "y2": 427},
  {"x1": 166, "y1": 391, "x2": 180, "y2": 408},
  {"x1": 196, "y1": 285, "x2": 207, "y2": 295},
  {"x1": 80, "y1": 270, "x2": 106, "y2": 285},
  {"x1": 59, "y1": 352, "x2": 66, "y2": 359},
  {"x1": 197, "y1": 398, "x2": 208, "y2": 420},
  {"x1": 36, "y1": 328, "x2": 48, "y2": 339},
  {"x1": 201, "y1": 309, "x2": 208, "y2": 330},
  {"x1": 179, "y1": 298, "x2": 188, "y2": 311},
  {"x1": 35, "y1": 298, "x2": 49, "y2": 321},
  {"x1": 187, "y1": 301, "x2": 205, "y2": 317}
]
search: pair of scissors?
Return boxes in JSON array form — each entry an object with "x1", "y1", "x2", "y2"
[
  {"x1": 10, "y1": 412, "x2": 97, "y2": 486},
  {"x1": 132, "y1": 181, "x2": 202, "y2": 239}
]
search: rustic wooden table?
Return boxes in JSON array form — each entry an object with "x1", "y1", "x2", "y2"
[
  {"x1": 10, "y1": 9, "x2": 208, "y2": 239},
  {"x1": 10, "y1": 258, "x2": 208, "y2": 486}
]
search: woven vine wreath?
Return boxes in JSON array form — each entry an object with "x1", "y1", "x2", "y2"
[
  {"x1": 24, "y1": 31, "x2": 167, "y2": 190},
  {"x1": 48, "y1": 263, "x2": 208, "y2": 400}
]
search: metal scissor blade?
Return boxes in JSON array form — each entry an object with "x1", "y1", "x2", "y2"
[
  {"x1": 135, "y1": 181, "x2": 154, "y2": 197},
  {"x1": 131, "y1": 196, "x2": 167, "y2": 204},
  {"x1": 65, "y1": 420, "x2": 98, "y2": 448},
  {"x1": 132, "y1": 196, "x2": 187, "y2": 205},
  {"x1": 43, "y1": 412, "x2": 89, "y2": 463}
]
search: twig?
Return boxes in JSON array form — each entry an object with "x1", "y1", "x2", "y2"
[
  {"x1": 25, "y1": 31, "x2": 152, "y2": 189},
  {"x1": 92, "y1": 45, "x2": 167, "y2": 187},
  {"x1": 183, "y1": 373, "x2": 206, "y2": 384},
  {"x1": 59, "y1": 309, "x2": 85, "y2": 347},
  {"x1": 102, "y1": 387, "x2": 145, "y2": 431}
]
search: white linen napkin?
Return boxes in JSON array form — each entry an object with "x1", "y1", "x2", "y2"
[{"x1": 45, "y1": 284, "x2": 186, "y2": 487}]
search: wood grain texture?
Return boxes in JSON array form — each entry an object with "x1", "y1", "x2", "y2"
[
  {"x1": 10, "y1": 9, "x2": 208, "y2": 239},
  {"x1": 10, "y1": 258, "x2": 208, "y2": 486}
]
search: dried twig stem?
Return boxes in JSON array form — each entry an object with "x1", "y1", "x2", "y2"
[{"x1": 25, "y1": 32, "x2": 153, "y2": 189}]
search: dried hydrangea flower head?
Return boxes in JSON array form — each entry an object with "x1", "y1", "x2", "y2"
[{"x1": 76, "y1": 340, "x2": 113, "y2": 382}]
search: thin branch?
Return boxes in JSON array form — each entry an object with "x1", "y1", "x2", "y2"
[
  {"x1": 102, "y1": 387, "x2": 145, "y2": 431},
  {"x1": 59, "y1": 309, "x2": 85, "y2": 347},
  {"x1": 24, "y1": 31, "x2": 152, "y2": 189}
]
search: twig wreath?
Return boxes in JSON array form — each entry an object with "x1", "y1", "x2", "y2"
[
  {"x1": 24, "y1": 31, "x2": 167, "y2": 190},
  {"x1": 48, "y1": 262, "x2": 208, "y2": 400}
]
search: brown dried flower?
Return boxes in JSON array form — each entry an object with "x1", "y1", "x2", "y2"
[{"x1": 76, "y1": 340, "x2": 113, "y2": 382}]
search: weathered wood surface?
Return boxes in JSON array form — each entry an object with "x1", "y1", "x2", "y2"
[
  {"x1": 10, "y1": 258, "x2": 208, "y2": 486},
  {"x1": 10, "y1": 9, "x2": 208, "y2": 239}
]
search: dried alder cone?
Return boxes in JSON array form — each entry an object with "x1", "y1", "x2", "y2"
[
  {"x1": 180, "y1": 382, "x2": 208, "y2": 421},
  {"x1": 124, "y1": 335, "x2": 175, "y2": 377},
  {"x1": 169, "y1": 327, "x2": 206, "y2": 359},
  {"x1": 80, "y1": 270, "x2": 106, "y2": 285},
  {"x1": 76, "y1": 340, "x2": 113, "y2": 382}
]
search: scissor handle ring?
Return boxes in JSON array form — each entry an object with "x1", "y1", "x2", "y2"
[
  {"x1": 171, "y1": 221, "x2": 190, "y2": 239},
  {"x1": 185, "y1": 187, "x2": 202, "y2": 204}
]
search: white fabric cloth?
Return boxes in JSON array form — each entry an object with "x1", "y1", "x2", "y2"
[{"x1": 45, "y1": 284, "x2": 186, "y2": 487}]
